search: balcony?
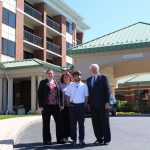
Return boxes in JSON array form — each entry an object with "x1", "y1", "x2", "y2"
[
  {"x1": 47, "y1": 17, "x2": 61, "y2": 32},
  {"x1": 24, "y1": 30, "x2": 43, "y2": 47},
  {"x1": 24, "y1": 3, "x2": 42, "y2": 22},
  {"x1": 47, "y1": 41, "x2": 61, "y2": 55}
]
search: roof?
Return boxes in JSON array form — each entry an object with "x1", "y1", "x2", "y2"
[
  {"x1": 0, "y1": 58, "x2": 72, "y2": 72},
  {"x1": 118, "y1": 74, "x2": 150, "y2": 87},
  {"x1": 118, "y1": 81, "x2": 150, "y2": 87},
  {"x1": 67, "y1": 22, "x2": 150, "y2": 55}
]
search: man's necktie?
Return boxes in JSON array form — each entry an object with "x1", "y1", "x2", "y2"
[{"x1": 92, "y1": 76, "x2": 96, "y2": 87}]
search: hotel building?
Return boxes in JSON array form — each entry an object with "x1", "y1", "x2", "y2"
[{"x1": 0, "y1": 0, "x2": 89, "y2": 114}]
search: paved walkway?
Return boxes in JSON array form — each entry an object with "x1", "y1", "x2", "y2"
[{"x1": 0, "y1": 116, "x2": 42, "y2": 150}]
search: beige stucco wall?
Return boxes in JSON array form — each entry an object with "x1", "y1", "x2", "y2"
[
  {"x1": 73, "y1": 47, "x2": 150, "y2": 79},
  {"x1": 72, "y1": 47, "x2": 150, "y2": 95}
]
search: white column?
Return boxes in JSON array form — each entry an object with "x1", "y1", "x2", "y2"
[
  {"x1": 30, "y1": 76, "x2": 36, "y2": 113},
  {"x1": 0, "y1": 78, "x2": 3, "y2": 113},
  {"x1": 36, "y1": 76, "x2": 43, "y2": 113},
  {"x1": 8, "y1": 78, "x2": 13, "y2": 113},
  {"x1": 3, "y1": 78, "x2": 7, "y2": 112},
  {"x1": 37, "y1": 76, "x2": 42, "y2": 86}
]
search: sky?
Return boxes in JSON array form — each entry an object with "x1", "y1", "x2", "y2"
[
  {"x1": 63, "y1": 0, "x2": 150, "y2": 82},
  {"x1": 63, "y1": 0, "x2": 150, "y2": 42}
]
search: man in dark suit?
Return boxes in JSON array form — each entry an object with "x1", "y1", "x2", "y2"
[
  {"x1": 86, "y1": 64, "x2": 111, "y2": 145},
  {"x1": 38, "y1": 69, "x2": 64, "y2": 145}
]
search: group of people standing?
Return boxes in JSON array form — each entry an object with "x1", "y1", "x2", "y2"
[{"x1": 38, "y1": 64, "x2": 111, "y2": 146}]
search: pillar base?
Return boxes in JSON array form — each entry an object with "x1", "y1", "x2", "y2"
[
  {"x1": 28, "y1": 110, "x2": 36, "y2": 114},
  {"x1": 36, "y1": 109, "x2": 41, "y2": 114},
  {"x1": 9, "y1": 111, "x2": 16, "y2": 115},
  {"x1": 0, "y1": 111, "x2": 4, "y2": 114}
]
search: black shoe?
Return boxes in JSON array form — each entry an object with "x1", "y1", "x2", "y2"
[
  {"x1": 79, "y1": 140, "x2": 85, "y2": 146},
  {"x1": 104, "y1": 142, "x2": 110, "y2": 145},
  {"x1": 57, "y1": 140, "x2": 66, "y2": 144},
  {"x1": 43, "y1": 141, "x2": 52, "y2": 145},
  {"x1": 94, "y1": 140, "x2": 104, "y2": 145},
  {"x1": 71, "y1": 140, "x2": 77, "y2": 146}
]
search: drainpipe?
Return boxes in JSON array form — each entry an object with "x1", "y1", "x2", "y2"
[{"x1": 5, "y1": 69, "x2": 9, "y2": 115}]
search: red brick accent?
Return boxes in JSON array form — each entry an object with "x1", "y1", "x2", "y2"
[
  {"x1": 35, "y1": 3, "x2": 46, "y2": 61},
  {"x1": 53, "y1": 15, "x2": 66, "y2": 66},
  {"x1": 72, "y1": 23, "x2": 76, "y2": 46},
  {"x1": 34, "y1": 26, "x2": 46, "y2": 61},
  {"x1": 77, "y1": 32, "x2": 83, "y2": 43},
  {"x1": 16, "y1": 0, "x2": 24, "y2": 60},
  {"x1": 0, "y1": 1, "x2": 2, "y2": 60}
]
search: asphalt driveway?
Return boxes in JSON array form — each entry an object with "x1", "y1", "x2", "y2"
[{"x1": 14, "y1": 116, "x2": 150, "y2": 150}]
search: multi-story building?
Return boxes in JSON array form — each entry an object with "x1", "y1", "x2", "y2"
[{"x1": 0, "y1": 0, "x2": 89, "y2": 114}]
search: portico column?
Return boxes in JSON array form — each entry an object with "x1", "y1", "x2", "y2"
[
  {"x1": 30, "y1": 76, "x2": 36, "y2": 113},
  {"x1": 3, "y1": 78, "x2": 7, "y2": 112},
  {"x1": 0, "y1": 78, "x2": 3, "y2": 113},
  {"x1": 8, "y1": 78, "x2": 13, "y2": 113},
  {"x1": 36, "y1": 76, "x2": 43, "y2": 113},
  {"x1": 37, "y1": 76, "x2": 43, "y2": 86}
]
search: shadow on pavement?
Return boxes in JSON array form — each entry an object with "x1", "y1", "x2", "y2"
[
  {"x1": 0, "y1": 139, "x2": 14, "y2": 145},
  {"x1": 14, "y1": 142, "x2": 106, "y2": 149}
]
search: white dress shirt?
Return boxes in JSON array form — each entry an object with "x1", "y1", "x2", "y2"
[{"x1": 65, "y1": 82, "x2": 89, "y2": 104}]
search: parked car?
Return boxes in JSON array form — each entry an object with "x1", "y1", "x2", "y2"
[{"x1": 109, "y1": 95, "x2": 117, "y2": 116}]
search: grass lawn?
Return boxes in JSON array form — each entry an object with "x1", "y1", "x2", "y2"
[{"x1": 0, "y1": 115, "x2": 37, "y2": 120}]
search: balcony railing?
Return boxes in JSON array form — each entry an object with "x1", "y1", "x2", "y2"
[
  {"x1": 47, "y1": 17, "x2": 61, "y2": 32},
  {"x1": 47, "y1": 41, "x2": 61, "y2": 55},
  {"x1": 77, "y1": 39, "x2": 82, "y2": 45},
  {"x1": 24, "y1": 30, "x2": 43, "y2": 47},
  {"x1": 24, "y1": 3, "x2": 42, "y2": 22}
]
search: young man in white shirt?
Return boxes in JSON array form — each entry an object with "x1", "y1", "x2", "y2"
[{"x1": 66, "y1": 70, "x2": 89, "y2": 146}]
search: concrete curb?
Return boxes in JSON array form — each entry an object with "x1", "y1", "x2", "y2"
[{"x1": 0, "y1": 116, "x2": 42, "y2": 150}]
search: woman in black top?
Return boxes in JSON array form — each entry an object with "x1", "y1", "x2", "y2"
[{"x1": 38, "y1": 69, "x2": 64, "y2": 145}]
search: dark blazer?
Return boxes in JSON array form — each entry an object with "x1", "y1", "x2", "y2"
[
  {"x1": 38, "y1": 79, "x2": 63, "y2": 107},
  {"x1": 86, "y1": 74, "x2": 111, "y2": 109}
]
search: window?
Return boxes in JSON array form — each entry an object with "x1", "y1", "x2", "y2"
[
  {"x1": 47, "y1": 37, "x2": 53, "y2": 43},
  {"x1": 115, "y1": 91, "x2": 125, "y2": 100},
  {"x1": 66, "y1": 42, "x2": 73, "y2": 50},
  {"x1": 24, "y1": 51, "x2": 34, "y2": 59},
  {"x1": 2, "y1": 8, "x2": 16, "y2": 28},
  {"x1": 66, "y1": 21, "x2": 72, "y2": 34},
  {"x1": 2, "y1": 38, "x2": 15, "y2": 57},
  {"x1": 2, "y1": 8, "x2": 9, "y2": 25},
  {"x1": 46, "y1": 59, "x2": 53, "y2": 64},
  {"x1": 24, "y1": 26, "x2": 34, "y2": 33}
]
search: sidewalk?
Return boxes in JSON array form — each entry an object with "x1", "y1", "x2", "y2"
[{"x1": 0, "y1": 116, "x2": 42, "y2": 150}]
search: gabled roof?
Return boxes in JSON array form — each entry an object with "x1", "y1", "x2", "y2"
[
  {"x1": 0, "y1": 58, "x2": 72, "y2": 72},
  {"x1": 67, "y1": 22, "x2": 150, "y2": 55}
]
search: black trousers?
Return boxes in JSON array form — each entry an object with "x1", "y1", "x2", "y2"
[
  {"x1": 69, "y1": 103, "x2": 85, "y2": 141},
  {"x1": 91, "y1": 107, "x2": 111, "y2": 143},
  {"x1": 42, "y1": 105, "x2": 63, "y2": 143},
  {"x1": 62, "y1": 106, "x2": 70, "y2": 138}
]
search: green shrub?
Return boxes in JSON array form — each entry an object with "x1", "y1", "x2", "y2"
[{"x1": 116, "y1": 100, "x2": 132, "y2": 112}]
